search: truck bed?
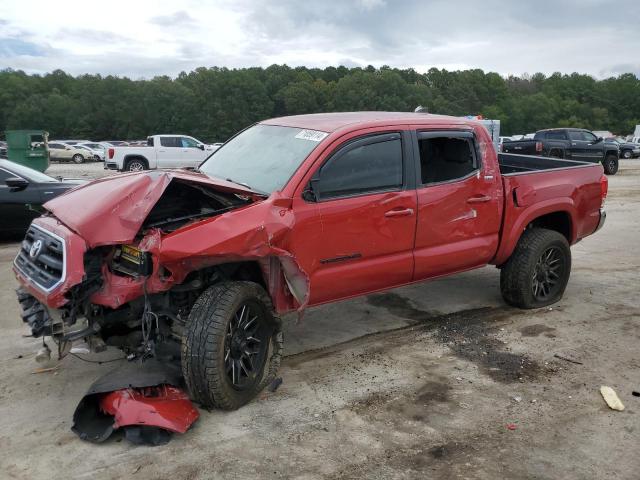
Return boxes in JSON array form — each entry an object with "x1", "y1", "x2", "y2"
[{"x1": 498, "y1": 153, "x2": 592, "y2": 175}]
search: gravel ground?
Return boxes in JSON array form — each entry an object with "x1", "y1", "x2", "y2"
[{"x1": 1, "y1": 160, "x2": 638, "y2": 479}]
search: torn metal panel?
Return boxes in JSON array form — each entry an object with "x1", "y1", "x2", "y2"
[
  {"x1": 42, "y1": 170, "x2": 259, "y2": 247},
  {"x1": 72, "y1": 359, "x2": 198, "y2": 445}
]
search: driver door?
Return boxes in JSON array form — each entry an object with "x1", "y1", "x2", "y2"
[
  {"x1": 178, "y1": 136, "x2": 207, "y2": 168},
  {"x1": 290, "y1": 130, "x2": 417, "y2": 306}
]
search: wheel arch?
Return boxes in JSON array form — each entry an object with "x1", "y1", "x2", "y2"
[
  {"x1": 494, "y1": 202, "x2": 577, "y2": 266},
  {"x1": 123, "y1": 155, "x2": 149, "y2": 169}
]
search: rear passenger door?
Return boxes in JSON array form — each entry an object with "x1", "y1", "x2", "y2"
[
  {"x1": 300, "y1": 131, "x2": 417, "y2": 305},
  {"x1": 157, "y1": 136, "x2": 182, "y2": 168},
  {"x1": 412, "y1": 130, "x2": 502, "y2": 280}
]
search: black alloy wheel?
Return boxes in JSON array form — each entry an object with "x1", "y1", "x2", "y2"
[
  {"x1": 532, "y1": 246, "x2": 565, "y2": 301},
  {"x1": 224, "y1": 302, "x2": 269, "y2": 390}
]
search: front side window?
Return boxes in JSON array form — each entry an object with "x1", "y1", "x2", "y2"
[
  {"x1": 582, "y1": 132, "x2": 598, "y2": 142},
  {"x1": 418, "y1": 135, "x2": 478, "y2": 184},
  {"x1": 181, "y1": 137, "x2": 199, "y2": 148},
  {"x1": 316, "y1": 134, "x2": 403, "y2": 200},
  {"x1": 568, "y1": 131, "x2": 583, "y2": 141}
]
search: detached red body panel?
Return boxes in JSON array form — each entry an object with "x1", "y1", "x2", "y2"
[{"x1": 100, "y1": 385, "x2": 199, "y2": 434}]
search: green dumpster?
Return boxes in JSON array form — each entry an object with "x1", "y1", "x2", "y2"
[{"x1": 5, "y1": 130, "x2": 50, "y2": 172}]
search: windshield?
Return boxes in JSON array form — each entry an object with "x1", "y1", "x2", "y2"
[
  {"x1": 199, "y1": 124, "x2": 326, "y2": 194},
  {"x1": 2, "y1": 161, "x2": 58, "y2": 183}
]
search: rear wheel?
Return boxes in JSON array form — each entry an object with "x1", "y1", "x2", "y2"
[
  {"x1": 72, "y1": 154, "x2": 85, "y2": 164},
  {"x1": 603, "y1": 154, "x2": 618, "y2": 175},
  {"x1": 182, "y1": 282, "x2": 282, "y2": 409},
  {"x1": 500, "y1": 228, "x2": 571, "y2": 309},
  {"x1": 124, "y1": 158, "x2": 147, "y2": 171}
]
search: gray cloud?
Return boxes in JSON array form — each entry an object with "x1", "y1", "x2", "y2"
[
  {"x1": 0, "y1": 0, "x2": 637, "y2": 78},
  {"x1": 149, "y1": 10, "x2": 195, "y2": 27}
]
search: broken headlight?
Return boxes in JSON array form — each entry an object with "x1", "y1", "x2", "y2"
[{"x1": 112, "y1": 245, "x2": 153, "y2": 277}]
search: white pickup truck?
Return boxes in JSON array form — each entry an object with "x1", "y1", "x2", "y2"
[{"x1": 104, "y1": 135, "x2": 220, "y2": 172}]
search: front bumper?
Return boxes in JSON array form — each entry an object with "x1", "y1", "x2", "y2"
[{"x1": 595, "y1": 208, "x2": 606, "y2": 233}]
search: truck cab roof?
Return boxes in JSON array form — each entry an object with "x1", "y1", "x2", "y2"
[{"x1": 261, "y1": 112, "x2": 473, "y2": 133}]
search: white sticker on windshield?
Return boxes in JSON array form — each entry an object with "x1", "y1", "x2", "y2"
[{"x1": 295, "y1": 129, "x2": 328, "y2": 142}]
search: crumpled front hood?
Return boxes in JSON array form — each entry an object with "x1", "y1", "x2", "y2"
[{"x1": 43, "y1": 170, "x2": 256, "y2": 247}]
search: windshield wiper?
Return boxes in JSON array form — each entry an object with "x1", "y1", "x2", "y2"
[{"x1": 225, "y1": 178, "x2": 268, "y2": 196}]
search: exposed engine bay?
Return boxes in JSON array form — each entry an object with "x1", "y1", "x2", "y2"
[{"x1": 16, "y1": 176, "x2": 262, "y2": 364}]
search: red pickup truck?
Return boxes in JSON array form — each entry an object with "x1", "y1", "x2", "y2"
[{"x1": 14, "y1": 112, "x2": 607, "y2": 410}]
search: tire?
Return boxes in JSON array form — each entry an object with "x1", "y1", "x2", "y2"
[
  {"x1": 603, "y1": 154, "x2": 618, "y2": 175},
  {"x1": 549, "y1": 149, "x2": 563, "y2": 159},
  {"x1": 622, "y1": 150, "x2": 631, "y2": 159},
  {"x1": 182, "y1": 281, "x2": 283, "y2": 410},
  {"x1": 500, "y1": 228, "x2": 571, "y2": 309},
  {"x1": 72, "y1": 154, "x2": 85, "y2": 164},
  {"x1": 124, "y1": 158, "x2": 147, "y2": 172}
]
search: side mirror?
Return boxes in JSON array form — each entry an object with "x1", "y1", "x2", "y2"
[
  {"x1": 198, "y1": 144, "x2": 205, "y2": 150},
  {"x1": 596, "y1": 137, "x2": 603, "y2": 143},
  {"x1": 6, "y1": 177, "x2": 29, "y2": 191},
  {"x1": 302, "y1": 176, "x2": 320, "y2": 202}
]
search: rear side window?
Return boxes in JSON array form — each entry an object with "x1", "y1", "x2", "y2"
[
  {"x1": 160, "y1": 137, "x2": 180, "y2": 147},
  {"x1": 317, "y1": 134, "x2": 403, "y2": 200},
  {"x1": 418, "y1": 136, "x2": 478, "y2": 184},
  {"x1": 546, "y1": 131, "x2": 567, "y2": 140}
]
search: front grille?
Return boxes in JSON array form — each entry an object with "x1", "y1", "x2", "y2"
[{"x1": 14, "y1": 225, "x2": 65, "y2": 291}]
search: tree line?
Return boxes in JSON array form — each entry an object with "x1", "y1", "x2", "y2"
[{"x1": 1, "y1": 65, "x2": 638, "y2": 142}]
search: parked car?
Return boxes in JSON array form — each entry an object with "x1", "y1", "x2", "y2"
[
  {"x1": 0, "y1": 159, "x2": 85, "y2": 236},
  {"x1": 57, "y1": 139, "x2": 91, "y2": 146},
  {"x1": 605, "y1": 137, "x2": 640, "y2": 159},
  {"x1": 48, "y1": 142, "x2": 94, "y2": 164},
  {"x1": 0, "y1": 140, "x2": 7, "y2": 158},
  {"x1": 502, "y1": 128, "x2": 620, "y2": 175},
  {"x1": 103, "y1": 140, "x2": 129, "y2": 146},
  {"x1": 14, "y1": 112, "x2": 607, "y2": 410},
  {"x1": 105, "y1": 134, "x2": 218, "y2": 171},
  {"x1": 76, "y1": 143, "x2": 105, "y2": 161}
]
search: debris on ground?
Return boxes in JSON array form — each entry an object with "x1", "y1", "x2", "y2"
[
  {"x1": 512, "y1": 396, "x2": 522, "y2": 403},
  {"x1": 32, "y1": 365, "x2": 59, "y2": 374},
  {"x1": 553, "y1": 354, "x2": 583, "y2": 365},
  {"x1": 268, "y1": 377, "x2": 283, "y2": 392},
  {"x1": 72, "y1": 359, "x2": 199, "y2": 445},
  {"x1": 506, "y1": 423, "x2": 517, "y2": 430},
  {"x1": 600, "y1": 386, "x2": 625, "y2": 411},
  {"x1": 632, "y1": 391, "x2": 640, "y2": 397}
]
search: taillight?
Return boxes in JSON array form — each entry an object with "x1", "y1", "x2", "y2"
[
  {"x1": 108, "y1": 148, "x2": 114, "y2": 159},
  {"x1": 535, "y1": 141, "x2": 543, "y2": 153},
  {"x1": 600, "y1": 174, "x2": 608, "y2": 206}
]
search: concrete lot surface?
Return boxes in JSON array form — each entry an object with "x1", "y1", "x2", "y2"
[{"x1": 1, "y1": 161, "x2": 638, "y2": 479}]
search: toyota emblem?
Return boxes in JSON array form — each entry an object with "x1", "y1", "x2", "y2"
[{"x1": 29, "y1": 240, "x2": 43, "y2": 258}]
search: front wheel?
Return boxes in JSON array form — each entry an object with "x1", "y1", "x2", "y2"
[
  {"x1": 622, "y1": 150, "x2": 632, "y2": 159},
  {"x1": 500, "y1": 228, "x2": 571, "y2": 309},
  {"x1": 72, "y1": 154, "x2": 85, "y2": 164},
  {"x1": 603, "y1": 154, "x2": 619, "y2": 175},
  {"x1": 182, "y1": 282, "x2": 283, "y2": 410}
]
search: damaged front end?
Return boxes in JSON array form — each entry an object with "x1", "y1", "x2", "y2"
[{"x1": 13, "y1": 169, "x2": 308, "y2": 363}]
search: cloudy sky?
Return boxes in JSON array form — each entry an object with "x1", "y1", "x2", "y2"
[{"x1": 0, "y1": 0, "x2": 637, "y2": 78}]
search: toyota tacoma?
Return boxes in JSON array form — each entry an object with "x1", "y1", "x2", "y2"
[{"x1": 14, "y1": 112, "x2": 608, "y2": 409}]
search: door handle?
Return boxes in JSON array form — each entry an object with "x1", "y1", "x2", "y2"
[
  {"x1": 384, "y1": 208, "x2": 414, "y2": 217},
  {"x1": 467, "y1": 195, "x2": 492, "y2": 203}
]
